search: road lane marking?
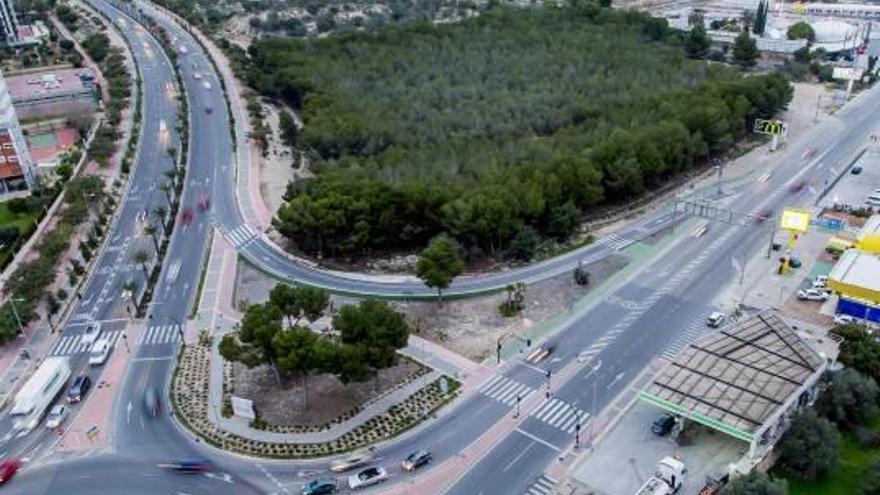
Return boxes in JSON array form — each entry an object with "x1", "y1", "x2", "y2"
[
  {"x1": 513, "y1": 428, "x2": 561, "y2": 452},
  {"x1": 501, "y1": 441, "x2": 534, "y2": 472}
]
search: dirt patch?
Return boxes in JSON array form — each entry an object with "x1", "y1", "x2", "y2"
[
  {"x1": 397, "y1": 254, "x2": 629, "y2": 362},
  {"x1": 233, "y1": 257, "x2": 358, "y2": 312},
  {"x1": 232, "y1": 358, "x2": 425, "y2": 427}
]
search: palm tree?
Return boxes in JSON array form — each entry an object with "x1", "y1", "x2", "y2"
[
  {"x1": 131, "y1": 249, "x2": 151, "y2": 279},
  {"x1": 144, "y1": 224, "x2": 160, "y2": 253},
  {"x1": 163, "y1": 168, "x2": 179, "y2": 188},
  {"x1": 159, "y1": 181, "x2": 174, "y2": 207},
  {"x1": 152, "y1": 206, "x2": 168, "y2": 235}
]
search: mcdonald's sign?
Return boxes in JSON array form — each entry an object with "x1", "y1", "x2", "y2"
[{"x1": 754, "y1": 119, "x2": 787, "y2": 136}]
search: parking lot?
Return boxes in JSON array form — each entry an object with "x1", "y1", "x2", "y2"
[
  {"x1": 819, "y1": 146, "x2": 880, "y2": 210},
  {"x1": 568, "y1": 400, "x2": 746, "y2": 495}
]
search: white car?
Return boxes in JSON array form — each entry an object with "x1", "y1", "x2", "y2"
[
  {"x1": 330, "y1": 451, "x2": 372, "y2": 473},
  {"x1": 45, "y1": 405, "x2": 67, "y2": 429},
  {"x1": 812, "y1": 275, "x2": 829, "y2": 289},
  {"x1": 348, "y1": 467, "x2": 388, "y2": 490},
  {"x1": 707, "y1": 312, "x2": 725, "y2": 328},
  {"x1": 89, "y1": 339, "x2": 111, "y2": 366},
  {"x1": 797, "y1": 288, "x2": 830, "y2": 301},
  {"x1": 834, "y1": 314, "x2": 857, "y2": 325},
  {"x1": 81, "y1": 322, "x2": 102, "y2": 346},
  {"x1": 193, "y1": 72, "x2": 202, "y2": 80},
  {"x1": 202, "y1": 80, "x2": 212, "y2": 90}
]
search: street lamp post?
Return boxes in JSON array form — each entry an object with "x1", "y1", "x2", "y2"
[
  {"x1": 514, "y1": 394, "x2": 521, "y2": 419},
  {"x1": 545, "y1": 368, "x2": 551, "y2": 399},
  {"x1": 575, "y1": 411, "x2": 582, "y2": 449}
]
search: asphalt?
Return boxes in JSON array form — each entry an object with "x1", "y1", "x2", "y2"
[{"x1": 3, "y1": 2, "x2": 880, "y2": 494}]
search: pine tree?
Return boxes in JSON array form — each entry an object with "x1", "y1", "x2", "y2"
[
  {"x1": 733, "y1": 29, "x2": 759, "y2": 68},
  {"x1": 753, "y1": 0, "x2": 767, "y2": 35},
  {"x1": 684, "y1": 20, "x2": 711, "y2": 59}
]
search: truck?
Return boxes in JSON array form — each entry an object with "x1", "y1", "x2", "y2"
[
  {"x1": 634, "y1": 456, "x2": 685, "y2": 495},
  {"x1": 10, "y1": 357, "x2": 71, "y2": 433}
]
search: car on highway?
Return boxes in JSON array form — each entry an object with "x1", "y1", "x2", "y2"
[
  {"x1": 706, "y1": 312, "x2": 725, "y2": 328},
  {"x1": 45, "y1": 404, "x2": 67, "y2": 429},
  {"x1": 67, "y1": 374, "x2": 92, "y2": 403},
  {"x1": 144, "y1": 387, "x2": 161, "y2": 417},
  {"x1": 651, "y1": 413, "x2": 676, "y2": 436},
  {"x1": 0, "y1": 459, "x2": 20, "y2": 485},
  {"x1": 202, "y1": 80, "x2": 212, "y2": 90},
  {"x1": 797, "y1": 288, "x2": 830, "y2": 301},
  {"x1": 88, "y1": 339, "x2": 111, "y2": 366},
  {"x1": 193, "y1": 72, "x2": 202, "y2": 80},
  {"x1": 401, "y1": 449, "x2": 432, "y2": 472},
  {"x1": 158, "y1": 459, "x2": 210, "y2": 473},
  {"x1": 205, "y1": 104, "x2": 213, "y2": 114},
  {"x1": 851, "y1": 165, "x2": 863, "y2": 175},
  {"x1": 302, "y1": 478, "x2": 337, "y2": 495},
  {"x1": 81, "y1": 322, "x2": 102, "y2": 346},
  {"x1": 330, "y1": 451, "x2": 372, "y2": 473},
  {"x1": 348, "y1": 467, "x2": 388, "y2": 490}
]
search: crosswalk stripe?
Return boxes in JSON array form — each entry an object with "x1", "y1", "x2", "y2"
[
  {"x1": 478, "y1": 374, "x2": 504, "y2": 393},
  {"x1": 498, "y1": 383, "x2": 527, "y2": 404},
  {"x1": 483, "y1": 377, "x2": 513, "y2": 396},
  {"x1": 491, "y1": 381, "x2": 519, "y2": 400},
  {"x1": 560, "y1": 414, "x2": 580, "y2": 432},
  {"x1": 536, "y1": 400, "x2": 564, "y2": 421},
  {"x1": 547, "y1": 406, "x2": 572, "y2": 427}
]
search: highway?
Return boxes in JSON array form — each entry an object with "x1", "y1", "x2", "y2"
[{"x1": 3, "y1": 1, "x2": 879, "y2": 494}]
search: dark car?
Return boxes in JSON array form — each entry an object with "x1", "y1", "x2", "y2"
[
  {"x1": 158, "y1": 459, "x2": 210, "y2": 474},
  {"x1": 651, "y1": 414, "x2": 676, "y2": 436},
  {"x1": 852, "y1": 165, "x2": 863, "y2": 175},
  {"x1": 401, "y1": 449, "x2": 432, "y2": 472},
  {"x1": 302, "y1": 478, "x2": 337, "y2": 495},
  {"x1": 144, "y1": 387, "x2": 160, "y2": 417},
  {"x1": 67, "y1": 375, "x2": 92, "y2": 403}
]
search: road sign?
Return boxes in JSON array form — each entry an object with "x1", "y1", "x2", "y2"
[
  {"x1": 832, "y1": 67, "x2": 863, "y2": 81},
  {"x1": 754, "y1": 119, "x2": 788, "y2": 136}
]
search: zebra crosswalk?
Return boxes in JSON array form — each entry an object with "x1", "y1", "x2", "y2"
[
  {"x1": 661, "y1": 318, "x2": 711, "y2": 361},
  {"x1": 138, "y1": 325, "x2": 183, "y2": 346},
  {"x1": 223, "y1": 224, "x2": 257, "y2": 248},
  {"x1": 597, "y1": 233, "x2": 634, "y2": 251},
  {"x1": 50, "y1": 330, "x2": 124, "y2": 356},
  {"x1": 477, "y1": 375, "x2": 534, "y2": 406},
  {"x1": 524, "y1": 474, "x2": 558, "y2": 495},
  {"x1": 529, "y1": 398, "x2": 587, "y2": 434}
]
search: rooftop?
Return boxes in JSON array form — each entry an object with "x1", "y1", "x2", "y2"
[
  {"x1": 640, "y1": 311, "x2": 825, "y2": 441},
  {"x1": 830, "y1": 248, "x2": 880, "y2": 295},
  {"x1": 5, "y1": 68, "x2": 95, "y2": 101}
]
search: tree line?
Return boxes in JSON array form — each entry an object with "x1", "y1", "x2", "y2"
[{"x1": 243, "y1": 4, "x2": 793, "y2": 260}]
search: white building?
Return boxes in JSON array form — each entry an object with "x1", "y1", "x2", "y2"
[
  {"x1": 0, "y1": 69, "x2": 36, "y2": 194},
  {"x1": 0, "y1": 0, "x2": 19, "y2": 45}
]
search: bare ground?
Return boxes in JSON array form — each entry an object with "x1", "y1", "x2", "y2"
[
  {"x1": 394, "y1": 254, "x2": 629, "y2": 362},
  {"x1": 232, "y1": 358, "x2": 424, "y2": 427}
]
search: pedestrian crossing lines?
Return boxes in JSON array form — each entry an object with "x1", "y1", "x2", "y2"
[
  {"x1": 524, "y1": 474, "x2": 558, "y2": 495},
  {"x1": 477, "y1": 374, "x2": 534, "y2": 406},
  {"x1": 138, "y1": 325, "x2": 183, "y2": 346},
  {"x1": 529, "y1": 398, "x2": 587, "y2": 434},
  {"x1": 223, "y1": 224, "x2": 257, "y2": 248},
  {"x1": 661, "y1": 318, "x2": 710, "y2": 361},
  {"x1": 597, "y1": 233, "x2": 634, "y2": 251},
  {"x1": 50, "y1": 330, "x2": 124, "y2": 356}
]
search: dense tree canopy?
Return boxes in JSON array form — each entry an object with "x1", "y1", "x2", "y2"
[
  {"x1": 778, "y1": 409, "x2": 841, "y2": 480},
  {"x1": 257, "y1": 6, "x2": 792, "y2": 258},
  {"x1": 817, "y1": 368, "x2": 880, "y2": 429},
  {"x1": 833, "y1": 324, "x2": 880, "y2": 383},
  {"x1": 719, "y1": 472, "x2": 787, "y2": 495}
]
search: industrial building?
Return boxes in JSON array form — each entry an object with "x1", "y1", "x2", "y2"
[
  {"x1": 0, "y1": 69, "x2": 35, "y2": 194},
  {"x1": 828, "y1": 215, "x2": 880, "y2": 323}
]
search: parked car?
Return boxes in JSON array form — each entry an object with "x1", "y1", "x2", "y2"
[
  {"x1": 67, "y1": 375, "x2": 92, "y2": 403},
  {"x1": 812, "y1": 275, "x2": 829, "y2": 289},
  {"x1": 144, "y1": 387, "x2": 161, "y2": 417},
  {"x1": 401, "y1": 449, "x2": 432, "y2": 472},
  {"x1": 81, "y1": 322, "x2": 102, "y2": 346},
  {"x1": 302, "y1": 478, "x2": 337, "y2": 495},
  {"x1": 651, "y1": 414, "x2": 676, "y2": 436},
  {"x1": 45, "y1": 404, "x2": 67, "y2": 429},
  {"x1": 797, "y1": 288, "x2": 830, "y2": 301},
  {"x1": 88, "y1": 339, "x2": 111, "y2": 366},
  {"x1": 706, "y1": 312, "x2": 725, "y2": 328},
  {"x1": 330, "y1": 451, "x2": 372, "y2": 473},
  {"x1": 851, "y1": 165, "x2": 863, "y2": 175},
  {"x1": 0, "y1": 459, "x2": 20, "y2": 485},
  {"x1": 348, "y1": 467, "x2": 388, "y2": 490},
  {"x1": 834, "y1": 314, "x2": 857, "y2": 326}
]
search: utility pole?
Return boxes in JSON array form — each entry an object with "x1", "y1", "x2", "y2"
[
  {"x1": 545, "y1": 368, "x2": 551, "y2": 399},
  {"x1": 121, "y1": 332, "x2": 130, "y2": 353},
  {"x1": 514, "y1": 394, "x2": 521, "y2": 419}
]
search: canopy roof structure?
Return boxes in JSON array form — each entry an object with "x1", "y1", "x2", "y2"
[{"x1": 640, "y1": 311, "x2": 824, "y2": 443}]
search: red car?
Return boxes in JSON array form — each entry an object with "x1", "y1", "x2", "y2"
[{"x1": 0, "y1": 459, "x2": 21, "y2": 484}]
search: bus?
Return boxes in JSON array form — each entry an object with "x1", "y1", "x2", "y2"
[{"x1": 10, "y1": 357, "x2": 71, "y2": 433}]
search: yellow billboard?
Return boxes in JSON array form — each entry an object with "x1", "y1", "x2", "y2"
[{"x1": 781, "y1": 208, "x2": 810, "y2": 233}]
